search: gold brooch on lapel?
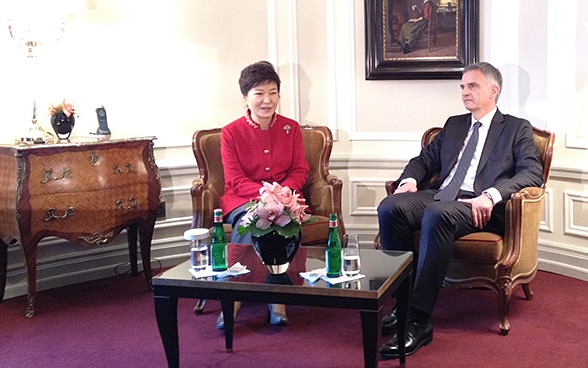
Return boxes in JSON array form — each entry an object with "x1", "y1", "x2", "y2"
[{"x1": 283, "y1": 125, "x2": 291, "y2": 134}]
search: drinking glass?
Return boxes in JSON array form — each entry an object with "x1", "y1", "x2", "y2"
[
  {"x1": 342, "y1": 280, "x2": 361, "y2": 290},
  {"x1": 342, "y1": 234, "x2": 361, "y2": 276},
  {"x1": 185, "y1": 228, "x2": 210, "y2": 271}
]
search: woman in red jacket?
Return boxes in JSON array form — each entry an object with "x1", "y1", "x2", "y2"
[{"x1": 216, "y1": 61, "x2": 309, "y2": 329}]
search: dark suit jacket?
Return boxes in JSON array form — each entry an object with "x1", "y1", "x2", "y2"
[{"x1": 398, "y1": 109, "x2": 544, "y2": 201}]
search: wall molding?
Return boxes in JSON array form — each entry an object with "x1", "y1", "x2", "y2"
[
  {"x1": 564, "y1": 190, "x2": 588, "y2": 238},
  {"x1": 541, "y1": 188, "x2": 554, "y2": 233},
  {"x1": 348, "y1": 131, "x2": 423, "y2": 142},
  {"x1": 349, "y1": 179, "x2": 388, "y2": 216},
  {"x1": 325, "y1": 0, "x2": 338, "y2": 139},
  {"x1": 332, "y1": 0, "x2": 356, "y2": 142}
]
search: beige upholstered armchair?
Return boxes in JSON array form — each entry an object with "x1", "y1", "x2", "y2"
[
  {"x1": 190, "y1": 124, "x2": 345, "y2": 242},
  {"x1": 190, "y1": 124, "x2": 345, "y2": 314},
  {"x1": 375, "y1": 126, "x2": 555, "y2": 335}
]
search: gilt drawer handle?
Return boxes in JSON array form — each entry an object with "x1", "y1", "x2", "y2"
[
  {"x1": 40, "y1": 168, "x2": 72, "y2": 184},
  {"x1": 125, "y1": 162, "x2": 136, "y2": 173},
  {"x1": 44, "y1": 206, "x2": 75, "y2": 222},
  {"x1": 113, "y1": 163, "x2": 136, "y2": 174},
  {"x1": 78, "y1": 231, "x2": 115, "y2": 244},
  {"x1": 116, "y1": 198, "x2": 138, "y2": 210},
  {"x1": 89, "y1": 151, "x2": 100, "y2": 166}
]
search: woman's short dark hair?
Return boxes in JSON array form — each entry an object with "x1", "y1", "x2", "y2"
[{"x1": 239, "y1": 61, "x2": 281, "y2": 96}]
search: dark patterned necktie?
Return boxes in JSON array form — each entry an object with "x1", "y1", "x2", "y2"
[{"x1": 434, "y1": 121, "x2": 482, "y2": 201}]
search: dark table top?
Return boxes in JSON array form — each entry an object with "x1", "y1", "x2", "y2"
[{"x1": 153, "y1": 246, "x2": 413, "y2": 305}]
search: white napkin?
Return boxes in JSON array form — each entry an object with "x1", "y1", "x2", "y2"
[
  {"x1": 299, "y1": 268, "x2": 326, "y2": 283},
  {"x1": 300, "y1": 268, "x2": 365, "y2": 285},
  {"x1": 320, "y1": 273, "x2": 365, "y2": 285},
  {"x1": 188, "y1": 262, "x2": 250, "y2": 279}
]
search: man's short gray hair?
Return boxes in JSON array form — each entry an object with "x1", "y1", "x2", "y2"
[{"x1": 463, "y1": 62, "x2": 502, "y2": 102}]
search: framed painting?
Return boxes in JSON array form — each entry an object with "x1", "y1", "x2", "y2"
[{"x1": 365, "y1": 0, "x2": 479, "y2": 80}]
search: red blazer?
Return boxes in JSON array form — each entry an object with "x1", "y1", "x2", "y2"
[{"x1": 220, "y1": 113, "x2": 309, "y2": 215}]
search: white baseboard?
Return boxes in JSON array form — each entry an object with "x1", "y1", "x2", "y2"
[{"x1": 538, "y1": 240, "x2": 588, "y2": 281}]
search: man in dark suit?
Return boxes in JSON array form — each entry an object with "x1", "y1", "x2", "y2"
[{"x1": 377, "y1": 62, "x2": 544, "y2": 359}]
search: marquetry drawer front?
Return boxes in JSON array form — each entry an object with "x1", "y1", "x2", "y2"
[
  {"x1": 27, "y1": 184, "x2": 150, "y2": 238},
  {"x1": 26, "y1": 147, "x2": 149, "y2": 195}
]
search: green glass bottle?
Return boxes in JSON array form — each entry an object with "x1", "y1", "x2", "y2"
[
  {"x1": 211, "y1": 208, "x2": 228, "y2": 272},
  {"x1": 325, "y1": 213, "x2": 342, "y2": 278}
]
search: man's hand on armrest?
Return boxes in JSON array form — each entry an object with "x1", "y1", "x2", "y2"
[{"x1": 394, "y1": 181, "x2": 417, "y2": 194}]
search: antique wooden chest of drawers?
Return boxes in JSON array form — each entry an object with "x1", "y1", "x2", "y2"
[{"x1": 0, "y1": 137, "x2": 161, "y2": 317}]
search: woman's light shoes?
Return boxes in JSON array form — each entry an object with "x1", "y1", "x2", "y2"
[
  {"x1": 216, "y1": 302, "x2": 241, "y2": 330},
  {"x1": 216, "y1": 303, "x2": 288, "y2": 329},
  {"x1": 267, "y1": 304, "x2": 288, "y2": 326}
]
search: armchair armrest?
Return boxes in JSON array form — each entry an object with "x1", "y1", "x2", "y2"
[
  {"x1": 303, "y1": 173, "x2": 345, "y2": 236},
  {"x1": 191, "y1": 178, "x2": 221, "y2": 229},
  {"x1": 499, "y1": 186, "x2": 545, "y2": 271},
  {"x1": 385, "y1": 180, "x2": 399, "y2": 195}
]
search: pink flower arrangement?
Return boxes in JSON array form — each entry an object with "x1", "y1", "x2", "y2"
[
  {"x1": 48, "y1": 99, "x2": 76, "y2": 117},
  {"x1": 238, "y1": 181, "x2": 313, "y2": 238}
]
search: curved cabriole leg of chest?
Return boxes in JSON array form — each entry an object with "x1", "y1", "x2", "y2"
[
  {"x1": 19, "y1": 234, "x2": 44, "y2": 318},
  {"x1": 125, "y1": 222, "x2": 155, "y2": 289},
  {"x1": 127, "y1": 224, "x2": 139, "y2": 275},
  {"x1": 139, "y1": 222, "x2": 155, "y2": 290}
]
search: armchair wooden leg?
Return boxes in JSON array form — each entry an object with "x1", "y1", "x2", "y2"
[
  {"x1": 497, "y1": 281, "x2": 513, "y2": 336},
  {"x1": 498, "y1": 299, "x2": 511, "y2": 336},
  {"x1": 522, "y1": 283, "x2": 534, "y2": 300},
  {"x1": 194, "y1": 299, "x2": 206, "y2": 315}
]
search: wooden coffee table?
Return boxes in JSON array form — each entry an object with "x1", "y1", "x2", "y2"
[{"x1": 153, "y1": 246, "x2": 413, "y2": 368}]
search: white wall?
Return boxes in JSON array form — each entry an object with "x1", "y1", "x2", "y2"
[{"x1": 1, "y1": 0, "x2": 587, "y2": 300}]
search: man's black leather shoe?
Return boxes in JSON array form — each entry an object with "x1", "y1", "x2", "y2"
[
  {"x1": 379, "y1": 320, "x2": 433, "y2": 360},
  {"x1": 381, "y1": 308, "x2": 397, "y2": 336}
]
